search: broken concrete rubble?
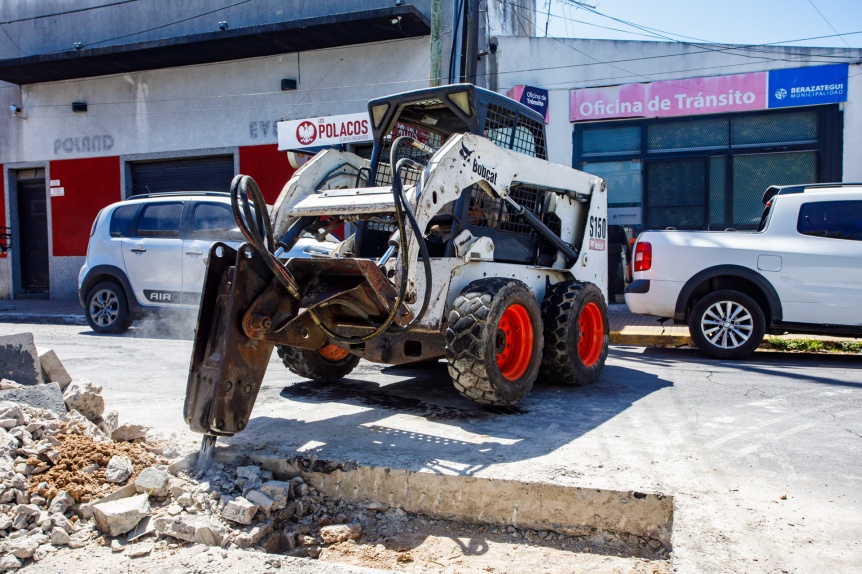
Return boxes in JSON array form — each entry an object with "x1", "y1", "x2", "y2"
[
  {"x1": 0, "y1": 333, "x2": 44, "y2": 386},
  {"x1": 61, "y1": 380, "x2": 104, "y2": 422},
  {"x1": 134, "y1": 467, "x2": 169, "y2": 497},
  {"x1": 38, "y1": 350, "x2": 72, "y2": 391},
  {"x1": 319, "y1": 523, "x2": 361, "y2": 544},
  {"x1": 91, "y1": 493, "x2": 151, "y2": 537},
  {"x1": 221, "y1": 496, "x2": 257, "y2": 525},
  {"x1": 111, "y1": 423, "x2": 149, "y2": 442},
  {"x1": 0, "y1": 382, "x2": 66, "y2": 416},
  {"x1": 105, "y1": 455, "x2": 133, "y2": 484}
]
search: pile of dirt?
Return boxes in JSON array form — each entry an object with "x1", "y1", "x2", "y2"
[{"x1": 29, "y1": 433, "x2": 163, "y2": 502}]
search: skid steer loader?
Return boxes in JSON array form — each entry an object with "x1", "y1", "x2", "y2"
[{"x1": 184, "y1": 84, "x2": 609, "y2": 464}]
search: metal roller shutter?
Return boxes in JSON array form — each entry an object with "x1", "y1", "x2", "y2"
[{"x1": 130, "y1": 156, "x2": 234, "y2": 195}]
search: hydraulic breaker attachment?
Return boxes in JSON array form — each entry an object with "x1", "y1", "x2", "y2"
[
  {"x1": 184, "y1": 240, "x2": 416, "y2": 438},
  {"x1": 184, "y1": 242, "x2": 276, "y2": 437}
]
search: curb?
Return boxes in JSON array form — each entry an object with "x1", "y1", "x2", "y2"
[
  {"x1": 0, "y1": 313, "x2": 87, "y2": 326},
  {"x1": 611, "y1": 331, "x2": 860, "y2": 355},
  {"x1": 610, "y1": 331, "x2": 691, "y2": 347}
]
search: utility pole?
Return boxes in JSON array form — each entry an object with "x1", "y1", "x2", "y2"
[
  {"x1": 465, "y1": 0, "x2": 480, "y2": 84},
  {"x1": 430, "y1": 0, "x2": 442, "y2": 86}
]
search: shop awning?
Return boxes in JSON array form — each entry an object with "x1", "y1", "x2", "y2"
[{"x1": 0, "y1": 6, "x2": 429, "y2": 85}]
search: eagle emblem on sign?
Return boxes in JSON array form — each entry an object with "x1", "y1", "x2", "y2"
[{"x1": 296, "y1": 121, "x2": 317, "y2": 145}]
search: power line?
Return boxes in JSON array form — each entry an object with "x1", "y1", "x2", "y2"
[
  {"x1": 805, "y1": 0, "x2": 853, "y2": 49},
  {"x1": 0, "y1": 0, "x2": 140, "y2": 26},
  {"x1": 505, "y1": 0, "x2": 862, "y2": 56}
]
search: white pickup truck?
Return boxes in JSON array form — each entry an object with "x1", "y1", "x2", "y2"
[{"x1": 625, "y1": 183, "x2": 862, "y2": 359}]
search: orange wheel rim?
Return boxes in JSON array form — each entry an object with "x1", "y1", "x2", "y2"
[
  {"x1": 578, "y1": 302, "x2": 604, "y2": 367},
  {"x1": 318, "y1": 343, "x2": 349, "y2": 362},
  {"x1": 495, "y1": 303, "x2": 534, "y2": 380}
]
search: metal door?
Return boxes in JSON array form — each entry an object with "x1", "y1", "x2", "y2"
[{"x1": 17, "y1": 180, "x2": 49, "y2": 294}]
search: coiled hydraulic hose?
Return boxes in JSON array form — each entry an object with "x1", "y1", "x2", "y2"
[{"x1": 229, "y1": 133, "x2": 433, "y2": 343}]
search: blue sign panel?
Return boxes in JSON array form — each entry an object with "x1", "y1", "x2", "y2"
[
  {"x1": 768, "y1": 64, "x2": 848, "y2": 109},
  {"x1": 519, "y1": 86, "x2": 549, "y2": 120}
]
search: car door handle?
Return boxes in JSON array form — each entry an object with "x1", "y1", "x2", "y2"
[
  {"x1": 131, "y1": 246, "x2": 147, "y2": 253},
  {"x1": 185, "y1": 250, "x2": 203, "y2": 256}
]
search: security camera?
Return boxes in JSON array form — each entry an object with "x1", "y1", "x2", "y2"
[{"x1": 9, "y1": 105, "x2": 21, "y2": 115}]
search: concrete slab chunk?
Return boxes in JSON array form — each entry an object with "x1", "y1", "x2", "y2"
[
  {"x1": 0, "y1": 382, "x2": 66, "y2": 415},
  {"x1": 259, "y1": 480, "x2": 292, "y2": 510},
  {"x1": 0, "y1": 333, "x2": 44, "y2": 386},
  {"x1": 91, "y1": 493, "x2": 151, "y2": 537},
  {"x1": 62, "y1": 379, "x2": 104, "y2": 421},
  {"x1": 39, "y1": 350, "x2": 72, "y2": 390},
  {"x1": 134, "y1": 467, "x2": 169, "y2": 497},
  {"x1": 221, "y1": 496, "x2": 257, "y2": 525},
  {"x1": 105, "y1": 455, "x2": 133, "y2": 484}
]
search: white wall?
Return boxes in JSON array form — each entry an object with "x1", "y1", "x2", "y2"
[
  {"x1": 843, "y1": 65, "x2": 862, "y2": 182},
  {"x1": 1, "y1": 37, "x2": 430, "y2": 165}
]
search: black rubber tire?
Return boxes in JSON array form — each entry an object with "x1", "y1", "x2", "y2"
[
  {"x1": 85, "y1": 281, "x2": 132, "y2": 334},
  {"x1": 445, "y1": 278, "x2": 543, "y2": 406},
  {"x1": 688, "y1": 289, "x2": 766, "y2": 360},
  {"x1": 277, "y1": 344, "x2": 359, "y2": 380},
  {"x1": 539, "y1": 281, "x2": 609, "y2": 385}
]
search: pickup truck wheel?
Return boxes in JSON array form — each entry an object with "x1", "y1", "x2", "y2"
[
  {"x1": 445, "y1": 278, "x2": 543, "y2": 406},
  {"x1": 85, "y1": 281, "x2": 132, "y2": 334},
  {"x1": 689, "y1": 290, "x2": 765, "y2": 359},
  {"x1": 277, "y1": 343, "x2": 359, "y2": 381},
  {"x1": 539, "y1": 281, "x2": 609, "y2": 385}
]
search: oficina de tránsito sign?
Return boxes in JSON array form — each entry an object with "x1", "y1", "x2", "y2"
[{"x1": 569, "y1": 64, "x2": 848, "y2": 122}]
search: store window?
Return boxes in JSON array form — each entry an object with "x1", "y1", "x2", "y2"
[{"x1": 574, "y1": 105, "x2": 842, "y2": 232}]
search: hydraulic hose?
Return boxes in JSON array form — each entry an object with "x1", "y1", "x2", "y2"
[
  {"x1": 392, "y1": 156, "x2": 433, "y2": 327},
  {"x1": 229, "y1": 170, "x2": 408, "y2": 343},
  {"x1": 229, "y1": 132, "x2": 436, "y2": 344}
]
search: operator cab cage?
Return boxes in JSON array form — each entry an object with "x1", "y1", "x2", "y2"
[
  {"x1": 358, "y1": 84, "x2": 557, "y2": 266},
  {"x1": 367, "y1": 83, "x2": 547, "y2": 187}
]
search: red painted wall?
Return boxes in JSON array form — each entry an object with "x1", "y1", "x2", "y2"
[
  {"x1": 238, "y1": 144, "x2": 296, "y2": 204},
  {"x1": 49, "y1": 157, "x2": 121, "y2": 257},
  {"x1": 0, "y1": 164, "x2": 6, "y2": 258}
]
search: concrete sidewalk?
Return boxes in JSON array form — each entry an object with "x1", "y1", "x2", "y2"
[
  {"x1": 0, "y1": 299, "x2": 857, "y2": 352},
  {"x1": 0, "y1": 299, "x2": 86, "y2": 325}
]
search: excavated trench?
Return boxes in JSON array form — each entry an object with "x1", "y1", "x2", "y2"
[{"x1": 210, "y1": 453, "x2": 674, "y2": 573}]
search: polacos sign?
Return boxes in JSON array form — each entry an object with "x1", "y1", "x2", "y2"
[
  {"x1": 278, "y1": 112, "x2": 371, "y2": 150},
  {"x1": 507, "y1": 85, "x2": 550, "y2": 123},
  {"x1": 570, "y1": 64, "x2": 848, "y2": 122}
]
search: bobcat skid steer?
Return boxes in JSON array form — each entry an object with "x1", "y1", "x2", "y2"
[{"x1": 184, "y1": 84, "x2": 609, "y2": 463}]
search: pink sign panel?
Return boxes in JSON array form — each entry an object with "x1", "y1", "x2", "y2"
[{"x1": 570, "y1": 71, "x2": 768, "y2": 122}]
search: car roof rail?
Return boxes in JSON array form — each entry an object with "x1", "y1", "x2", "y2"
[
  {"x1": 126, "y1": 191, "x2": 230, "y2": 200},
  {"x1": 761, "y1": 182, "x2": 862, "y2": 204}
]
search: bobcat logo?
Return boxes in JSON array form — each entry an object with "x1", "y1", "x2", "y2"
[
  {"x1": 459, "y1": 141, "x2": 474, "y2": 161},
  {"x1": 296, "y1": 121, "x2": 317, "y2": 145}
]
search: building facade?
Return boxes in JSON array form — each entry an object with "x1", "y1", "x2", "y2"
[
  {"x1": 0, "y1": 1, "x2": 538, "y2": 300},
  {"x1": 491, "y1": 37, "x2": 862, "y2": 233}
]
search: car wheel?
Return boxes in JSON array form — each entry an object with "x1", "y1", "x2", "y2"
[
  {"x1": 85, "y1": 281, "x2": 132, "y2": 334},
  {"x1": 445, "y1": 278, "x2": 543, "y2": 406},
  {"x1": 689, "y1": 290, "x2": 765, "y2": 359}
]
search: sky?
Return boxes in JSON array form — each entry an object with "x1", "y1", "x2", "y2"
[{"x1": 535, "y1": 0, "x2": 862, "y2": 49}]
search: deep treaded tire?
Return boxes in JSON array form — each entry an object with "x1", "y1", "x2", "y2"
[
  {"x1": 445, "y1": 278, "x2": 543, "y2": 406},
  {"x1": 689, "y1": 289, "x2": 765, "y2": 360},
  {"x1": 539, "y1": 281, "x2": 609, "y2": 385},
  {"x1": 277, "y1": 344, "x2": 359, "y2": 381}
]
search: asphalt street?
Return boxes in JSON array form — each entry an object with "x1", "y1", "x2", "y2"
[{"x1": 1, "y1": 319, "x2": 860, "y2": 573}]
